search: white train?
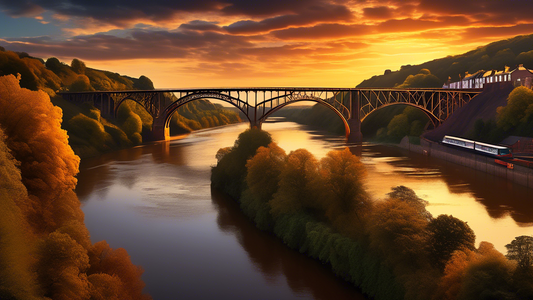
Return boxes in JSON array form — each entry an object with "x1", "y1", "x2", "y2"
[{"x1": 442, "y1": 135, "x2": 512, "y2": 158}]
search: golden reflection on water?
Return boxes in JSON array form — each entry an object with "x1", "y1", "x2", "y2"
[
  {"x1": 361, "y1": 144, "x2": 533, "y2": 254},
  {"x1": 78, "y1": 121, "x2": 533, "y2": 254}
]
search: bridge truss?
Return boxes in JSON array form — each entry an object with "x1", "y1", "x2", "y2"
[{"x1": 59, "y1": 87, "x2": 481, "y2": 141}]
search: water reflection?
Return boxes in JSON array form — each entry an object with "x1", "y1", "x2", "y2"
[
  {"x1": 361, "y1": 144, "x2": 533, "y2": 252},
  {"x1": 211, "y1": 188, "x2": 366, "y2": 300},
  {"x1": 77, "y1": 121, "x2": 533, "y2": 299}
]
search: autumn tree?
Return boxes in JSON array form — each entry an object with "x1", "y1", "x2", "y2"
[
  {"x1": 88, "y1": 241, "x2": 151, "y2": 300},
  {"x1": 0, "y1": 128, "x2": 40, "y2": 300},
  {"x1": 71, "y1": 58, "x2": 87, "y2": 75},
  {"x1": 368, "y1": 196, "x2": 430, "y2": 270},
  {"x1": 246, "y1": 142, "x2": 287, "y2": 203},
  {"x1": 0, "y1": 74, "x2": 81, "y2": 232},
  {"x1": 0, "y1": 75, "x2": 151, "y2": 299},
  {"x1": 458, "y1": 242, "x2": 515, "y2": 300},
  {"x1": 318, "y1": 148, "x2": 370, "y2": 233},
  {"x1": 269, "y1": 149, "x2": 320, "y2": 216},
  {"x1": 69, "y1": 74, "x2": 95, "y2": 92},
  {"x1": 241, "y1": 142, "x2": 287, "y2": 230},
  {"x1": 36, "y1": 231, "x2": 91, "y2": 300},
  {"x1": 387, "y1": 185, "x2": 432, "y2": 220},
  {"x1": 427, "y1": 214, "x2": 476, "y2": 271},
  {"x1": 211, "y1": 128, "x2": 272, "y2": 199}
]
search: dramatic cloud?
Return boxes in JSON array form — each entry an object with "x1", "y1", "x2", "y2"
[
  {"x1": 225, "y1": 4, "x2": 354, "y2": 34},
  {"x1": 1, "y1": 0, "x2": 533, "y2": 87},
  {"x1": 363, "y1": 6, "x2": 394, "y2": 20}
]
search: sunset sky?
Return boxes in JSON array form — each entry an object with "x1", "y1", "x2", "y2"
[{"x1": 1, "y1": 0, "x2": 533, "y2": 88}]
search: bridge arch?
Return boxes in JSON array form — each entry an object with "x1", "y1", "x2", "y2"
[
  {"x1": 256, "y1": 98, "x2": 351, "y2": 138},
  {"x1": 361, "y1": 102, "x2": 440, "y2": 128},
  {"x1": 152, "y1": 92, "x2": 253, "y2": 140},
  {"x1": 114, "y1": 96, "x2": 153, "y2": 120}
]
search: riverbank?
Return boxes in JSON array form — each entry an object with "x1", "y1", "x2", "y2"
[{"x1": 398, "y1": 136, "x2": 533, "y2": 188}]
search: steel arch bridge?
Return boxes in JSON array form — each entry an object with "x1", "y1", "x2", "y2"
[{"x1": 59, "y1": 87, "x2": 481, "y2": 142}]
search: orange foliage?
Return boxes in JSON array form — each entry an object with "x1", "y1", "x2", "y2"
[
  {"x1": 0, "y1": 75, "x2": 150, "y2": 299},
  {"x1": 36, "y1": 231, "x2": 91, "y2": 300},
  {"x1": 0, "y1": 74, "x2": 81, "y2": 233},
  {"x1": 88, "y1": 273, "x2": 123, "y2": 300},
  {"x1": 436, "y1": 242, "x2": 515, "y2": 300},
  {"x1": 246, "y1": 142, "x2": 287, "y2": 203},
  {"x1": 269, "y1": 148, "x2": 320, "y2": 216},
  {"x1": 89, "y1": 241, "x2": 151, "y2": 300},
  {"x1": 368, "y1": 197, "x2": 429, "y2": 269},
  {"x1": 319, "y1": 148, "x2": 369, "y2": 223}
]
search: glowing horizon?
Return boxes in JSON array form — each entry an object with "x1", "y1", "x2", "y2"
[{"x1": 1, "y1": 1, "x2": 533, "y2": 88}]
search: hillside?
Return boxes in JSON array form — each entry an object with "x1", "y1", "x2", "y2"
[
  {"x1": 358, "y1": 34, "x2": 533, "y2": 88},
  {"x1": 0, "y1": 47, "x2": 242, "y2": 158},
  {"x1": 424, "y1": 83, "x2": 514, "y2": 142}
]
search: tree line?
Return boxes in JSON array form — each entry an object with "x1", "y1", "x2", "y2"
[
  {"x1": 211, "y1": 128, "x2": 533, "y2": 300},
  {"x1": 0, "y1": 74, "x2": 151, "y2": 299}
]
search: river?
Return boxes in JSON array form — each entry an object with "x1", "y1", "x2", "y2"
[{"x1": 77, "y1": 120, "x2": 533, "y2": 299}]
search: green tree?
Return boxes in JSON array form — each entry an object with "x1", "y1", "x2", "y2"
[
  {"x1": 396, "y1": 69, "x2": 442, "y2": 88},
  {"x1": 71, "y1": 58, "x2": 86, "y2": 74},
  {"x1": 134, "y1": 75, "x2": 154, "y2": 90},
  {"x1": 387, "y1": 114, "x2": 409, "y2": 141},
  {"x1": 427, "y1": 215, "x2": 476, "y2": 271},
  {"x1": 497, "y1": 86, "x2": 533, "y2": 131},
  {"x1": 506, "y1": 235, "x2": 533, "y2": 270}
]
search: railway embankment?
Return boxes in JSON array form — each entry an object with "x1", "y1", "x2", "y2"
[{"x1": 398, "y1": 137, "x2": 533, "y2": 188}]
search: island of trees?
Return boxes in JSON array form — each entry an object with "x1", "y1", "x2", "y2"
[{"x1": 212, "y1": 128, "x2": 533, "y2": 300}]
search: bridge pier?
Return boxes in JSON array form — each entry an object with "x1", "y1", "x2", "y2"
[
  {"x1": 347, "y1": 118, "x2": 363, "y2": 144},
  {"x1": 347, "y1": 91, "x2": 363, "y2": 144},
  {"x1": 152, "y1": 116, "x2": 169, "y2": 141}
]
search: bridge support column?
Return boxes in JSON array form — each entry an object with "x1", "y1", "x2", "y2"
[
  {"x1": 152, "y1": 116, "x2": 170, "y2": 141},
  {"x1": 250, "y1": 120, "x2": 262, "y2": 130},
  {"x1": 347, "y1": 91, "x2": 363, "y2": 144},
  {"x1": 347, "y1": 118, "x2": 363, "y2": 144}
]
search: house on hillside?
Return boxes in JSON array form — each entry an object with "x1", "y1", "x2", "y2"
[
  {"x1": 510, "y1": 64, "x2": 533, "y2": 88},
  {"x1": 444, "y1": 65, "x2": 532, "y2": 89}
]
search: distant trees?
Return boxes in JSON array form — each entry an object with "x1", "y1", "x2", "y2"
[
  {"x1": 469, "y1": 85, "x2": 533, "y2": 142},
  {"x1": 395, "y1": 68, "x2": 441, "y2": 88},
  {"x1": 71, "y1": 59, "x2": 87, "y2": 75},
  {"x1": 376, "y1": 106, "x2": 429, "y2": 142}
]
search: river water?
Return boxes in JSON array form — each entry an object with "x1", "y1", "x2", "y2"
[{"x1": 77, "y1": 120, "x2": 533, "y2": 299}]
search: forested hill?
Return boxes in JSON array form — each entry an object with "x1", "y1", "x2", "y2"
[
  {"x1": 358, "y1": 34, "x2": 533, "y2": 88},
  {"x1": 0, "y1": 46, "x2": 154, "y2": 96},
  {"x1": 0, "y1": 47, "x2": 242, "y2": 158}
]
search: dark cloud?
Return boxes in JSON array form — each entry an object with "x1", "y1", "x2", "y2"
[
  {"x1": 462, "y1": 23, "x2": 533, "y2": 41},
  {"x1": 1, "y1": 29, "x2": 253, "y2": 61},
  {"x1": 376, "y1": 18, "x2": 443, "y2": 33},
  {"x1": 363, "y1": 6, "x2": 394, "y2": 20},
  {"x1": 0, "y1": 0, "x2": 344, "y2": 26},
  {"x1": 178, "y1": 21, "x2": 224, "y2": 32},
  {"x1": 272, "y1": 23, "x2": 369, "y2": 40},
  {"x1": 418, "y1": 0, "x2": 533, "y2": 24},
  {"x1": 224, "y1": 4, "x2": 353, "y2": 34}
]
